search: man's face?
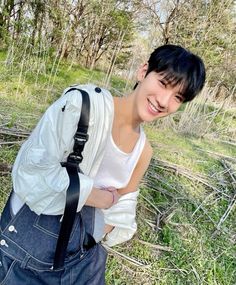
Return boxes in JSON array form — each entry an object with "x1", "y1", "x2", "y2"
[{"x1": 135, "y1": 65, "x2": 185, "y2": 123}]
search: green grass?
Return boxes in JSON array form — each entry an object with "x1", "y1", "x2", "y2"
[
  {"x1": 136, "y1": 123, "x2": 236, "y2": 284},
  {"x1": 0, "y1": 52, "x2": 236, "y2": 284}
]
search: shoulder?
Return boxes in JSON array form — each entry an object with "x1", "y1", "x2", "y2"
[
  {"x1": 62, "y1": 84, "x2": 113, "y2": 112},
  {"x1": 63, "y1": 84, "x2": 112, "y2": 100},
  {"x1": 134, "y1": 138, "x2": 153, "y2": 175},
  {"x1": 143, "y1": 139, "x2": 153, "y2": 157},
  {"x1": 140, "y1": 139, "x2": 153, "y2": 166}
]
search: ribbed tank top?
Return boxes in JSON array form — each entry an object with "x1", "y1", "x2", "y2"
[
  {"x1": 93, "y1": 127, "x2": 146, "y2": 242},
  {"x1": 94, "y1": 127, "x2": 146, "y2": 189}
]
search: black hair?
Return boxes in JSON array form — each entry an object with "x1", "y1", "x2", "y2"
[{"x1": 145, "y1": 44, "x2": 206, "y2": 102}]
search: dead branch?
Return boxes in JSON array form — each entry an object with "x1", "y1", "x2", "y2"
[
  {"x1": 196, "y1": 147, "x2": 236, "y2": 163},
  {"x1": 137, "y1": 239, "x2": 173, "y2": 252},
  {"x1": 215, "y1": 195, "x2": 236, "y2": 231},
  {"x1": 139, "y1": 193, "x2": 162, "y2": 214},
  {"x1": 221, "y1": 160, "x2": 236, "y2": 182},
  {"x1": 102, "y1": 244, "x2": 150, "y2": 268},
  {"x1": 0, "y1": 163, "x2": 12, "y2": 172},
  {"x1": 143, "y1": 175, "x2": 178, "y2": 199},
  {"x1": 0, "y1": 127, "x2": 30, "y2": 138},
  {"x1": 0, "y1": 141, "x2": 24, "y2": 145},
  {"x1": 168, "y1": 260, "x2": 188, "y2": 275},
  {"x1": 156, "y1": 213, "x2": 161, "y2": 230},
  {"x1": 190, "y1": 264, "x2": 202, "y2": 284},
  {"x1": 213, "y1": 160, "x2": 236, "y2": 233},
  {"x1": 159, "y1": 267, "x2": 188, "y2": 274},
  {"x1": 192, "y1": 192, "x2": 216, "y2": 217},
  {"x1": 143, "y1": 218, "x2": 157, "y2": 230},
  {"x1": 0, "y1": 172, "x2": 10, "y2": 176},
  {"x1": 150, "y1": 158, "x2": 230, "y2": 198},
  {"x1": 218, "y1": 140, "x2": 236, "y2": 147}
]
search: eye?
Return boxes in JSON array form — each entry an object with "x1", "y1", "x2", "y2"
[
  {"x1": 175, "y1": 94, "x2": 184, "y2": 103},
  {"x1": 159, "y1": 80, "x2": 167, "y2": 87}
]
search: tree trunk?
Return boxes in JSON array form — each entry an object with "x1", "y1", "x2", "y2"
[{"x1": 105, "y1": 30, "x2": 125, "y2": 87}]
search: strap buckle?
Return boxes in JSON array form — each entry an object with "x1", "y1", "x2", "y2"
[
  {"x1": 74, "y1": 132, "x2": 89, "y2": 146},
  {"x1": 67, "y1": 153, "x2": 83, "y2": 165}
]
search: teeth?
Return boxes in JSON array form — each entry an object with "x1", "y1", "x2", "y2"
[{"x1": 149, "y1": 100, "x2": 159, "y2": 113}]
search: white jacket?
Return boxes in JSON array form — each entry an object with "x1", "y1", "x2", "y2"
[{"x1": 12, "y1": 84, "x2": 138, "y2": 246}]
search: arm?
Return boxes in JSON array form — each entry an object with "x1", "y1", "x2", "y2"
[
  {"x1": 102, "y1": 140, "x2": 153, "y2": 246},
  {"x1": 12, "y1": 89, "x2": 94, "y2": 215},
  {"x1": 85, "y1": 187, "x2": 120, "y2": 209}
]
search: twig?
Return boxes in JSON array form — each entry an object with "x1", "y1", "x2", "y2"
[
  {"x1": 137, "y1": 239, "x2": 173, "y2": 252},
  {"x1": 0, "y1": 123, "x2": 10, "y2": 128},
  {"x1": 156, "y1": 213, "x2": 161, "y2": 230},
  {"x1": 139, "y1": 193, "x2": 162, "y2": 214},
  {"x1": 103, "y1": 244, "x2": 149, "y2": 267},
  {"x1": 169, "y1": 260, "x2": 188, "y2": 275},
  {"x1": 0, "y1": 172, "x2": 11, "y2": 176},
  {"x1": 192, "y1": 192, "x2": 216, "y2": 217},
  {"x1": 151, "y1": 158, "x2": 207, "y2": 180},
  {"x1": 213, "y1": 160, "x2": 236, "y2": 233},
  {"x1": 159, "y1": 267, "x2": 188, "y2": 274},
  {"x1": 196, "y1": 147, "x2": 236, "y2": 162},
  {"x1": 219, "y1": 140, "x2": 236, "y2": 147},
  {"x1": 192, "y1": 202, "x2": 219, "y2": 229},
  {"x1": 151, "y1": 158, "x2": 230, "y2": 198},
  {"x1": 143, "y1": 176, "x2": 177, "y2": 199},
  {"x1": 0, "y1": 128, "x2": 30, "y2": 138},
  {"x1": 139, "y1": 202, "x2": 157, "y2": 215},
  {"x1": 222, "y1": 160, "x2": 236, "y2": 182},
  {"x1": 190, "y1": 264, "x2": 202, "y2": 284},
  {"x1": 143, "y1": 219, "x2": 157, "y2": 230},
  {"x1": 0, "y1": 163, "x2": 12, "y2": 172},
  {"x1": 0, "y1": 141, "x2": 24, "y2": 145}
]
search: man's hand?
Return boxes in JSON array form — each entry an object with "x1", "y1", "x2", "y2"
[{"x1": 85, "y1": 187, "x2": 120, "y2": 209}]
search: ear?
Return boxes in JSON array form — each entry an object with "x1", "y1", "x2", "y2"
[{"x1": 137, "y1": 63, "x2": 148, "y2": 82}]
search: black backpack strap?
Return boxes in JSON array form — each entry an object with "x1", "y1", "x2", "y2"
[
  {"x1": 66, "y1": 88, "x2": 90, "y2": 168},
  {"x1": 53, "y1": 87, "x2": 95, "y2": 270},
  {"x1": 59, "y1": 88, "x2": 90, "y2": 168}
]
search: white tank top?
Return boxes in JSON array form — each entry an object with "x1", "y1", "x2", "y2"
[
  {"x1": 92, "y1": 127, "x2": 146, "y2": 242},
  {"x1": 94, "y1": 127, "x2": 146, "y2": 189}
]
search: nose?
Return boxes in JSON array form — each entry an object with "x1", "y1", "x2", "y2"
[{"x1": 156, "y1": 90, "x2": 172, "y2": 110}]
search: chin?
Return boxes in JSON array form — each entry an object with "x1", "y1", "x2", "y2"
[
  {"x1": 141, "y1": 115, "x2": 158, "y2": 123},
  {"x1": 144, "y1": 112, "x2": 167, "y2": 122}
]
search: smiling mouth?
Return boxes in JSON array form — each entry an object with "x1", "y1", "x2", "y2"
[{"x1": 147, "y1": 99, "x2": 160, "y2": 114}]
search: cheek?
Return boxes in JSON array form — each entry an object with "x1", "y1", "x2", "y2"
[
  {"x1": 137, "y1": 89, "x2": 149, "y2": 108},
  {"x1": 169, "y1": 101, "x2": 182, "y2": 113}
]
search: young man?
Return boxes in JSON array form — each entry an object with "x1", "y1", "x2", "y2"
[{"x1": 0, "y1": 44, "x2": 205, "y2": 284}]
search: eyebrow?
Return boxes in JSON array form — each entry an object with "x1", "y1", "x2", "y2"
[
  {"x1": 177, "y1": 91, "x2": 184, "y2": 96},
  {"x1": 161, "y1": 76, "x2": 185, "y2": 95},
  {"x1": 158, "y1": 71, "x2": 187, "y2": 98},
  {"x1": 161, "y1": 73, "x2": 180, "y2": 86}
]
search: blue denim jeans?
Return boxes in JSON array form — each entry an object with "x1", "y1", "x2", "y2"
[{"x1": 0, "y1": 194, "x2": 107, "y2": 284}]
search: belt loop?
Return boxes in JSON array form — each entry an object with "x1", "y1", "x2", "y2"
[
  {"x1": 20, "y1": 254, "x2": 31, "y2": 269},
  {"x1": 78, "y1": 214, "x2": 84, "y2": 254}
]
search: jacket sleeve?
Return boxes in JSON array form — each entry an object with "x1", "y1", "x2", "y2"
[
  {"x1": 12, "y1": 89, "x2": 93, "y2": 215},
  {"x1": 102, "y1": 191, "x2": 139, "y2": 247}
]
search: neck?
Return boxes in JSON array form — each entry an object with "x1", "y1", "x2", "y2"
[{"x1": 113, "y1": 92, "x2": 141, "y2": 130}]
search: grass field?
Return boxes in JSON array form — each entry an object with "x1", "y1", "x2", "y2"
[{"x1": 0, "y1": 52, "x2": 235, "y2": 285}]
